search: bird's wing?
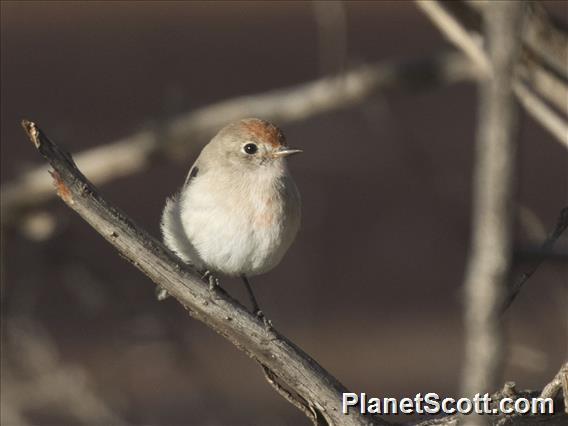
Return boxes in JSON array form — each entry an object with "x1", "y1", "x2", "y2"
[{"x1": 183, "y1": 162, "x2": 199, "y2": 187}]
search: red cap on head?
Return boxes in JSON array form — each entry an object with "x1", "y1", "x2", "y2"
[{"x1": 239, "y1": 118, "x2": 286, "y2": 148}]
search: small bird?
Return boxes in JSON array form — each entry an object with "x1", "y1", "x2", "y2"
[{"x1": 161, "y1": 118, "x2": 301, "y2": 318}]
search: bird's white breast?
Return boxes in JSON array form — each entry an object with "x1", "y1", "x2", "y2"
[{"x1": 179, "y1": 167, "x2": 300, "y2": 276}]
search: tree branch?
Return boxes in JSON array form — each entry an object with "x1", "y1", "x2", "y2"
[
  {"x1": 540, "y1": 362, "x2": 568, "y2": 404},
  {"x1": 2, "y1": 51, "x2": 475, "y2": 228},
  {"x1": 513, "y1": 81, "x2": 568, "y2": 148},
  {"x1": 522, "y1": 1, "x2": 568, "y2": 82},
  {"x1": 503, "y1": 207, "x2": 568, "y2": 314},
  {"x1": 20, "y1": 120, "x2": 386, "y2": 426},
  {"x1": 415, "y1": 0, "x2": 568, "y2": 147},
  {"x1": 415, "y1": 0, "x2": 491, "y2": 75},
  {"x1": 413, "y1": 369, "x2": 568, "y2": 425},
  {"x1": 461, "y1": 1, "x2": 524, "y2": 402}
]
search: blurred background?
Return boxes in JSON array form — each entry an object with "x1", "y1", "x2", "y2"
[{"x1": 1, "y1": 1, "x2": 567, "y2": 425}]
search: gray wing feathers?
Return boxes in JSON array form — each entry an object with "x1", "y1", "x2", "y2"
[
  {"x1": 184, "y1": 165, "x2": 199, "y2": 186},
  {"x1": 161, "y1": 158, "x2": 203, "y2": 267},
  {"x1": 161, "y1": 193, "x2": 192, "y2": 264},
  {"x1": 161, "y1": 191, "x2": 203, "y2": 270}
]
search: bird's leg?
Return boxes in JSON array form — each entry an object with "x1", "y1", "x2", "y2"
[
  {"x1": 209, "y1": 275, "x2": 220, "y2": 291},
  {"x1": 202, "y1": 270, "x2": 220, "y2": 291},
  {"x1": 241, "y1": 275, "x2": 272, "y2": 329},
  {"x1": 241, "y1": 275, "x2": 260, "y2": 313}
]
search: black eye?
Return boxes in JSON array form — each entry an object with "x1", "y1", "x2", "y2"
[{"x1": 244, "y1": 143, "x2": 258, "y2": 155}]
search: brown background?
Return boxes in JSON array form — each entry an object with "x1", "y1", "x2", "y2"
[{"x1": 1, "y1": 1, "x2": 567, "y2": 425}]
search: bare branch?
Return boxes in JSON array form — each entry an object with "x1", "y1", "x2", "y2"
[
  {"x1": 413, "y1": 371, "x2": 568, "y2": 425},
  {"x1": 515, "y1": 48, "x2": 568, "y2": 115},
  {"x1": 503, "y1": 207, "x2": 568, "y2": 314},
  {"x1": 415, "y1": 0, "x2": 491, "y2": 75},
  {"x1": 523, "y1": 2, "x2": 568, "y2": 81},
  {"x1": 19, "y1": 120, "x2": 386, "y2": 426},
  {"x1": 513, "y1": 82, "x2": 568, "y2": 147},
  {"x1": 461, "y1": 1, "x2": 524, "y2": 402},
  {"x1": 1, "y1": 51, "x2": 475, "y2": 228},
  {"x1": 540, "y1": 362, "x2": 568, "y2": 402},
  {"x1": 415, "y1": 0, "x2": 568, "y2": 147},
  {"x1": 490, "y1": 364, "x2": 568, "y2": 426}
]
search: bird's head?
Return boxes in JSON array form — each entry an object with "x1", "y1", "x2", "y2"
[{"x1": 212, "y1": 118, "x2": 302, "y2": 171}]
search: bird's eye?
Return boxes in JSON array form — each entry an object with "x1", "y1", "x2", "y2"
[{"x1": 243, "y1": 143, "x2": 258, "y2": 155}]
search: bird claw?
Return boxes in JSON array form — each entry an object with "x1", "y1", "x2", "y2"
[
  {"x1": 155, "y1": 286, "x2": 169, "y2": 301},
  {"x1": 201, "y1": 269, "x2": 212, "y2": 282},
  {"x1": 256, "y1": 310, "x2": 273, "y2": 331},
  {"x1": 206, "y1": 273, "x2": 220, "y2": 292}
]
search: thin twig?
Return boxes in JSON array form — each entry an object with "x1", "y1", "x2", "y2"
[
  {"x1": 502, "y1": 207, "x2": 568, "y2": 314},
  {"x1": 540, "y1": 362, "x2": 568, "y2": 400},
  {"x1": 415, "y1": 0, "x2": 491, "y2": 75},
  {"x1": 515, "y1": 48, "x2": 568, "y2": 115},
  {"x1": 415, "y1": 0, "x2": 568, "y2": 147},
  {"x1": 413, "y1": 369, "x2": 568, "y2": 425},
  {"x1": 523, "y1": 1, "x2": 568, "y2": 81},
  {"x1": 513, "y1": 81, "x2": 568, "y2": 147}
]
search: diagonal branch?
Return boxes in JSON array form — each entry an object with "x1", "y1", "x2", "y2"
[
  {"x1": 415, "y1": 0, "x2": 568, "y2": 147},
  {"x1": 2, "y1": 51, "x2": 475, "y2": 228},
  {"x1": 415, "y1": 0, "x2": 491, "y2": 75},
  {"x1": 540, "y1": 362, "x2": 568, "y2": 403},
  {"x1": 502, "y1": 207, "x2": 568, "y2": 314},
  {"x1": 19, "y1": 120, "x2": 386, "y2": 426},
  {"x1": 513, "y1": 81, "x2": 568, "y2": 145}
]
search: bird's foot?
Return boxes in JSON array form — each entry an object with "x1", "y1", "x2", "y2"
[
  {"x1": 255, "y1": 310, "x2": 273, "y2": 331},
  {"x1": 203, "y1": 271, "x2": 221, "y2": 292},
  {"x1": 201, "y1": 269, "x2": 212, "y2": 282},
  {"x1": 155, "y1": 285, "x2": 169, "y2": 301}
]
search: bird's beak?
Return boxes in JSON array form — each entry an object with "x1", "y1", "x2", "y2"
[{"x1": 274, "y1": 147, "x2": 303, "y2": 158}]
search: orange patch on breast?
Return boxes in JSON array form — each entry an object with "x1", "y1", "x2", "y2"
[
  {"x1": 254, "y1": 197, "x2": 278, "y2": 228},
  {"x1": 256, "y1": 211, "x2": 276, "y2": 227}
]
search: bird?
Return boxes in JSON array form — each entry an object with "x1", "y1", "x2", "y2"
[{"x1": 160, "y1": 118, "x2": 301, "y2": 319}]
